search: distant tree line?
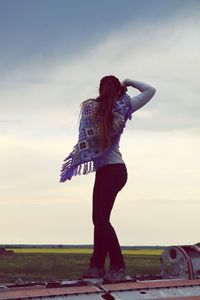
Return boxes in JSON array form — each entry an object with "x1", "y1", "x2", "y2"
[
  {"x1": 0, "y1": 244, "x2": 166, "y2": 249},
  {"x1": 1, "y1": 243, "x2": 199, "y2": 249}
]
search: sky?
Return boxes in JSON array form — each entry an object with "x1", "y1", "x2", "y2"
[{"x1": 0, "y1": 0, "x2": 200, "y2": 246}]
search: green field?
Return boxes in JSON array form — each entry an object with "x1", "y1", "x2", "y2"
[
  {"x1": 8, "y1": 248, "x2": 163, "y2": 255},
  {"x1": 0, "y1": 248, "x2": 163, "y2": 283}
]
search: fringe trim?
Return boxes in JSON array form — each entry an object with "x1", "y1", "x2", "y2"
[
  {"x1": 60, "y1": 134, "x2": 123, "y2": 183},
  {"x1": 60, "y1": 159, "x2": 97, "y2": 182},
  {"x1": 60, "y1": 93, "x2": 132, "y2": 183}
]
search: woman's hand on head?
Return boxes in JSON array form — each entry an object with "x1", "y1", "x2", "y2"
[{"x1": 121, "y1": 79, "x2": 132, "y2": 88}]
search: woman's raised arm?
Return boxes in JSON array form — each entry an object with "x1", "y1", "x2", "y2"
[{"x1": 122, "y1": 79, "x2": 156, "y2": 113}]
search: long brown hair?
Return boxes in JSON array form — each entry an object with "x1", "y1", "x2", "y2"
[{"x1": 93, "y1": 75, "x2": 127, "y2": 150}]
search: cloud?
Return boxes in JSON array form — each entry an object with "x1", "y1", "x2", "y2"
[
  {"x1": 1, "y1": 2, "x2": 200, "y2": 245},
  {"x1": 1, "y1": 4, "x2": 199, "y2": 183},
  {"x1": 1, "y1": 6, "x2": 200, "y2": 200},
  {"x1": 1, "y1": 4, "x2": 199, "y2": 138}
]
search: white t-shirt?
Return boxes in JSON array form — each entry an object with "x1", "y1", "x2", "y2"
[{"x1": 101, "y1": 80, "x2": 156, "y2": 166}]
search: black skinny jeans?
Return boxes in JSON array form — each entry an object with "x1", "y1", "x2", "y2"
[{"x1": 90, "y1": 163, "x2": 127, "y2": 269}]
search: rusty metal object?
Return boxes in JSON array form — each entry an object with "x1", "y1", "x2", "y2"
[
  {"x1": 161, "y1": 245, "x2": 200, "y2": 279},
  {"x1": 1, "y1": 244, "x2": 200, "y2": 299},
  {"x1": 0, "y1": 278, "x2": 200, "y2": 299}
]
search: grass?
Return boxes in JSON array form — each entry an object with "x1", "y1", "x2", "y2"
[
  {"x1": 8, "y1": 248, "x2": 163, "y2": 255},
  {"x1": 0, "y1": 248, "x2": 163, "y2": 283}
]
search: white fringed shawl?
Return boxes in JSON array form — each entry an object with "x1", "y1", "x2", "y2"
[{"x1": 60, "y1": 93, "x2": 132, "y2": 182}]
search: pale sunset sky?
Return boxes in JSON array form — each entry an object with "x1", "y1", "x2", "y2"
[{"x1": 0, "y1": 0, "x2": 199, "y2": 246}]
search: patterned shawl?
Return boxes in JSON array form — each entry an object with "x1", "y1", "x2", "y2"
[{"x1": 60, "y1": 93, "x2": 132, "y2": 182}]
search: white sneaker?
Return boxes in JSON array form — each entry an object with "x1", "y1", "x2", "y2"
[{"x1": 103, "y1": 267, "x2": 126, "y2": 283}]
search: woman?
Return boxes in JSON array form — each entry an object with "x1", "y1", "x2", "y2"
[{"x1": 60, "y1": 76, "x2": 156, "y2": 282}]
